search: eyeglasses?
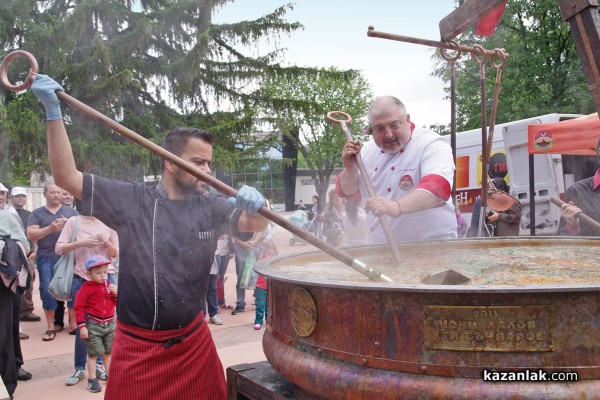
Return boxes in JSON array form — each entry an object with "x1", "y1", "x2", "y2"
[{"x1": 370, "y1": 120, "x2": 404, "y2": 135}]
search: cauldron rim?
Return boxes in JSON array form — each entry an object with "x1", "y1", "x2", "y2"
[{"x1": 256, "y1": 236, "x2": 600, "y2": 293}]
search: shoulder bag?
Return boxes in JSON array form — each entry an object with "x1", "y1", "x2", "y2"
[{"x1": 49, "y1": 216, "x2": 79, "y2": 301}]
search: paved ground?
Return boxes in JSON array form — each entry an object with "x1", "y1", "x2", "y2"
[{"x1": 12, "y1": 211, "x2": 320, "y2": 399}]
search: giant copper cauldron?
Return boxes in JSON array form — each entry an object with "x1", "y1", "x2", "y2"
[{"x1": 256, "y1": 237, "x2": 600, "y2": 399}]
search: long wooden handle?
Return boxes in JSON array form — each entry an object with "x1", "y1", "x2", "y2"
[
  {"x1": 0, "y1": 50, "x2": 392, "y2": 282},
  {"x1": 326, "y1": 111, "x2": 402, "y2": 266},
  {"x1": 550, "y1": 197, "x2": 600, "y2": 233}
]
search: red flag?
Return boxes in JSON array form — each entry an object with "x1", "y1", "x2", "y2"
[{"x1": 475, "y1": 1, "x2": 507, "y2": 36}]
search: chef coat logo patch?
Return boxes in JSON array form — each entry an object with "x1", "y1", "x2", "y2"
[{"x1": 399, "y1": 175, "x2": 414, "y2": 190}]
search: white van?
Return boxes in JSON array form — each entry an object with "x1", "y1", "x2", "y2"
[{"x1": 446, "y1": 113, "x2": 595, "y2": 235}]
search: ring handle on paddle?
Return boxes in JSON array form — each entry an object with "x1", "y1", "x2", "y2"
[
  {"x1": 326, "y1": 111, "x2": 403, "y2": 267},
  {"x1": 0, "y1": 50, "x2": 38, "y2": 92},
  {"x1": 326, "y1": 111, "x2": 353, "y2": 140},
  {"x1": 326, "y1": 111, "x2": 352, "y2": 125},
  {"x1": 0, "y1": 51, "x2": 392, "y2": 283},
  {"x1": 439, "y1": 40, "x2": 462, "y2": 62},
  {"x1": 440, "y1": 41, "x2": 461, "y2": 208},
  {"x1": 470, "y1": 43, "x2": 487, "y2": 65},
  {"x1": 486, "y1": 48, "x2": 506, "y2": 158},
  {"x1": 492, "y1": 48, "x2": 507, "y2": 70}
]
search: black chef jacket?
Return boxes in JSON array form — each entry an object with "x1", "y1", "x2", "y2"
[{"x1": 79, "y1": 173, "x2": 248, "y2": 330}]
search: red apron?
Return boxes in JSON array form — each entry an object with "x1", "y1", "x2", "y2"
[{"x1": 105, "y1": 312, "x2": 226, "y2": 399}]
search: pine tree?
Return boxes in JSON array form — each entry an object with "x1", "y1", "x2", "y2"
[{"x1": 1, "y1": 0, "x2": 302, "y2": 182}]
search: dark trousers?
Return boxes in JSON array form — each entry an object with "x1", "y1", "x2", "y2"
[
  {"x1": 19, "y1": 261, "x2": 35, "y2": 314},
  {"x1": 54, "y1": 300, "x2": 65, "y2": 327},
  {"x1": 217, "y1": 254, "x2": 230, "y2": 305},
  {"x1": 233, "y1": 246, "x2": 250, "y2": 308},
  {"x1": 1, "y1": 284, "x2": 17, "y2": 395},
  {"x1": 11, "y1": 292, "x2": 24, "y2": 368},
  {"x1": 201, "y1": 274, "x2": 219, "y2": 318}
]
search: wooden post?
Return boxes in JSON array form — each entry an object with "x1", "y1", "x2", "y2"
[
  {"x1": 439, "y1": 0, "x2": 507, "y2": 41},
  {"x1": 557, "y1": 0, "x2": 600, "y2": 116}
]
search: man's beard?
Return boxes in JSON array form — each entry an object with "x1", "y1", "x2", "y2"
[
  {"x1": 380, "y1": 139, "x2": 402, "y2": 155},
  {"x1": 175, "y1": 170, "x2": 206, "y2": 195}
]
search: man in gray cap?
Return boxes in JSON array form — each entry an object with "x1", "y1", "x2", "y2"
[{"x1": 11, "y1": 187, "x2": 41, "y2": 323}]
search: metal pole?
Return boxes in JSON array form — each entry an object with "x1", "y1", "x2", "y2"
[{"x1": 367, "y1": 26, "x2": 508, "y2": 58}]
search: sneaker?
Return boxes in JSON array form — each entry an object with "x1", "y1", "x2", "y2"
[
  {"x1": 254, "y1": 324, "x2": 262, "y2": 331},
  {"x1": 209, "y1": 315, "x2": 223, "y2": 325},
  {"x1": 66, "y1": 369, "x2": 85, "y2": 386},
  {"x1": 17, "y1": 367, "x2": 32, "y2": 381},
  {"x1": 87, "y1": 378, "x2": 102, "y2": 393},
  {"x1": 231, "y1": 306, "x2": 245, "y2": 315},
  {"x1": 20, "y1": 312, "x2": 41, "y2": 322},
  {"x1": 96, "y1": 364, "x2": 107, "y2": 381},
  {"x1": 220, "y1": 303, "x2": 233, "y2": 309}
]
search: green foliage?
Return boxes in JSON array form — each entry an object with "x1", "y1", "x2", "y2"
[
  {"x1": 0, "y1": 91, "x2": 47, "y2": 184},
  {"x1": 1, "y1": 0, "x2": 303, "y2": 183},
  {"x1": 296, "y1": 151, "x2": 307, "y2": 169},
  {"x1": 433, "y1": 0, "x2": 595, "y2": 132},
  {"x1": 259, "y1": 66, "x2": 372, "y2": 200},
  {"x1": 429, "y1": 123, "x2": 450, "y2": 136}
]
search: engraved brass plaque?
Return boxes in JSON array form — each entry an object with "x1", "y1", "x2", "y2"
[
  {"x1": 289, "y1": 287, "x2": 318, "y2": 337},
  {"x1": 424, "y1": 305, "x2": 553, "y2": 352}
]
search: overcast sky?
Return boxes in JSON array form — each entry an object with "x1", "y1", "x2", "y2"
[{"x1": 213, "y1": 1, "x2": 458, "y2": 128}]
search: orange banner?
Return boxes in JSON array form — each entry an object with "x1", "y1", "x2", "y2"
[{"x1": 528, "y1": 114, "x2": 600, "y2": 155}]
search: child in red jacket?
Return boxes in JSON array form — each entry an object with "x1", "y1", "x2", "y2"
[
  {"x1": 74, "y1": 255, "x2": 118, "y2": 393},
  {"x1": 254, "y1": 240, "x2": 278, "y2": 330}
]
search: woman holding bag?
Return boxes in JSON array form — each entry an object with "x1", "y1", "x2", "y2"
[{"x1": 55, "y1": 215, "x2": 119, "y2": 387}]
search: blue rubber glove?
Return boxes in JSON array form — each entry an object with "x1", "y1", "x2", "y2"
[
  {"x1": 30, "y1": 74, "x2": 64, "y2": 120},
  {"x1": 228, "y1": 185, "x2": 265, "y2": 214}
]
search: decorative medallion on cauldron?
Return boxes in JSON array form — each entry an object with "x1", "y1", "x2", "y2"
[{"x1": 289, "y1": 287, "x2": 317, "y2": 337}]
